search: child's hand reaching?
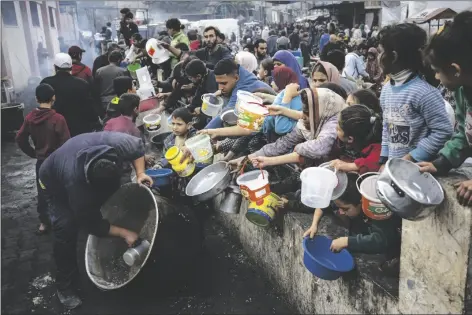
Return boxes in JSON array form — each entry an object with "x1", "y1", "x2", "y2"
[
  {"x1": 250, "y1": 156, "x2": 272, "y2": 168},
  {"x1": 303, "y1": 224, "x2": 318, "y2": 239},
  {"x1": 330, "y1": 237, "x2": 348, "y2": 252},
  {"x1": 329, "y1": 159, "x2": 359, "y2": 172},
  {"x1": 276, "y1": 197, "x2": 288, "y2": 209}
]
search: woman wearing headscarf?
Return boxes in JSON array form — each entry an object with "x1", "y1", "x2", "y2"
[
  {"x1": 273, "y1": 50, "x2": 309, "y2": 89},
  {"x1": 365, "y1": 47, "x2": 384, "y2": 87},
  {"x1": 235, "y1": 51, "x2": 258, "y2": 74},
  {"x1": 311, "y1": 60, "x2": 341, "y2": 87},
  {"x1": 248, "y1": 87, "x2": 347, "y2": 167}
]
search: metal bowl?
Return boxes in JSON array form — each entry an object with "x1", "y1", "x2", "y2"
[
  {"x1": 221, "y1": 109, "x2": 238, "y2": 127},
  {"x1": 150, "y1": 132, "x2": 171, "y2": 148},
  {"x1": 185, "y1": 161, "x2": 231, "y2": 202},
  {"x1": 376, "y1": 158, "x2": 444, "y2": 221},
  {"x1": 319, "y1": 162, "x2": 348, "y2": 200}
]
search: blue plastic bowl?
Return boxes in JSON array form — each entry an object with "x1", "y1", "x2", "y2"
[
  {"x1": 302, "y1": 236, "x2": 355, "y2": 280},
  {"x1": 145, "y1": 168, "x2": 173, "y2": 187}
]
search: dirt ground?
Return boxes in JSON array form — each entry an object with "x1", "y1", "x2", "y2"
[{"x1": 1, "y1": 139, "x2": 292, "y2": 315}]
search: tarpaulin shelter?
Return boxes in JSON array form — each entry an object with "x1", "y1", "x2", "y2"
[{"x1": 406, "y1": 7, "x2": 457, "y2": 35}]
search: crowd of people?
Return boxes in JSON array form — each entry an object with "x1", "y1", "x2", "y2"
[{"x1": 14, "y1": 8, "x2": 472, "y2": 310}]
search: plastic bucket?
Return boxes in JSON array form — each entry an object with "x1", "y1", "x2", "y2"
[
  {"x1": 303, "y1": 236, "x2": 355, "y2": 280},
  {"x1": 139, "y1": 97, "x2": 159, "y2": 112},
  {"x1": 356, "y1": 172, "x2": 392, "y2": 220},
  {"x1": 165, "y1": 146, "x2": 195, "y2": 177},
  {"x1": 145, "y1": 168, "x2": 173, "y2": 187},
  {"x1": 246, "y1": 193, "x2": 281, "y2": 227},
  {"x1": 235, "y1": 90, "x2": 263, "y2": 116},
  {"x1": 300, "y1": 167, "x2": 337, "y2": 208},
  {"x1": 201, "y1": 94, "x2": 224, "y2": 117},
  {"x1": 127, "y1": 62, "x2": 142, "y2": 79},
  {"x1": 236, "y1": 168, "x2": 270, "y2": 201},
  {"x1": 173, "y1": 161, "x2": 195, "y2": 177},
  {"x1": 185, "y1": 134, "x2": 213, "y2": 162},
  {"x1": 143, "y1": 114, "x2": 161, "y2": 131},
  {"x1": 237, "y1": 101, "x2": 268, "y2": 131}
]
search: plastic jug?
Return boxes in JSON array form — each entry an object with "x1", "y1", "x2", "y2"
[{"x1": 300, "y1": 167, "x2": 337, "y2": 208}]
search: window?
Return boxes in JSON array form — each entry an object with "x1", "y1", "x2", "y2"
[
  {"x1": 48, "y1": 7, "x2": 55, "y2": 27},
  {"x1": 1, "y1": 1, "x2": 18, "y2": 26},
  {"x1": 30, "y1": 1, "x2": 40, "y2": 27}
]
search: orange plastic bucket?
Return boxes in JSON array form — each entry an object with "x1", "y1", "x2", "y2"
[
  {"x1": 236, "y1": 166, "x2": 270, "y2": 202},
  {"x1": 356, "y1": 172, "x2": 392, "y2": 220}
]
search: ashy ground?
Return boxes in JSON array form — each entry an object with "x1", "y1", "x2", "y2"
[{"x1": 1, "y1": 139, "x2": 292, "y2": 315}]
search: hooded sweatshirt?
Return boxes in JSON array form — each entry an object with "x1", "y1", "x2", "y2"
[
  {"x1": 16, "y1": 108, "x2": 70, "y2": 161},
  {"x1": 39, "y1": 132, "x2": 145, "y2": 237},
  {"x1": 204, "y1": 65, "x2": 274, "y2": 129},
  {"x1": 225, "y1": 65, "x2": 274, "y2": 110}
]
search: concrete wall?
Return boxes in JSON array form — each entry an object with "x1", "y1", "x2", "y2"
[
  {"x1": 1, "y1": 1, "x2": 33, "y2": 91},
  {"x1": 216, "y1": 167, "x2": 472, "y2": 314},
  {"x1": 1, "y1": 1, "x2": 62, "y2": 92}
]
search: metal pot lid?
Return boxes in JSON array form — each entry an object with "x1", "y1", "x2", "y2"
[
  {"x1": 185, "y1": 161, "x2": 230, "y2": 197},
  {"x1": 385, "y1": 158, "x2": 444, "y2": 205},
  {"x1": 320, "y1": 162, "x2": 348, "y2": 200}
]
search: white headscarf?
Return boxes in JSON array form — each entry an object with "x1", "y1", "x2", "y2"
[{"x1": 235, "y1": 51, "x2": 258, "y2": 74}]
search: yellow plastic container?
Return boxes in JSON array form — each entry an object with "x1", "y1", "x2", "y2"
[
  {"x1": 172, "y1": 161, "x2": 195, "y2": 177},
  {"x1": 165, "y1": 146, "x2": 195, "y2": 177},
  {"x1": 165, "y1": 146, "x2": 183, "y2": 166},
  {"x1": 246, "y1": 193, "x2": 281, "y2": 227}
]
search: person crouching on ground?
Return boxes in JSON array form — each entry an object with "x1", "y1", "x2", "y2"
[
  {"x1": 16, "y1": 83, "x2": 71, "y2": 235},
  {"x1": 39, "y1": 132, "x2": 152, "y2": 309}
]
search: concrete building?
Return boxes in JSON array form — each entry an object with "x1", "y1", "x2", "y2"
[{"x1": 1, "y1": 1, "x2": 62, "y2": 91}]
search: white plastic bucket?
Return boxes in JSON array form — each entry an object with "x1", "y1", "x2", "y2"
[
  {"x1": 185, "y1": 134, "x2": 213, "y2": 162},
  {"x1": 235, "y1": 90, "x2": 263, "y2": 116},
  {"x1": 300, "y1": 167, "x2": 337, "y2": 208},
  {"x1": 201, "y1": 94, "x2": 224, "y2": 117},
  {"x1": 237, "y1": 101, "x2": 268, "y2": 131},
  {"x1": 143, "y1": 114, "x2": 161, "y2": 131}
]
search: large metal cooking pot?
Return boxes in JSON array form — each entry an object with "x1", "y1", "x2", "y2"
[
  {"x1": 185, "y1": 161, "x2": 231, "y2": 202},
  {"x1": 220, "y1": 185, "x2": 242, "y2": 214},
  {"x1": 150, "y1": 132, "x2": 172, "y2": 149},
  {"x1": 1, "y1": 102, "x2": 24, "y2": 134},
  {"x1": 376, "y1": 158, "x2": 444, "y2": 221}
]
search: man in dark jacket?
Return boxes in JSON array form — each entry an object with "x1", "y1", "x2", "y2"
[
  {"x1": 39, "y1": 132, "x2": 153, "y2": 309},
  {"x1": 288, "y1": 29, "x2": 300, "y2": 50},
  {"x1": 92, "y1": 42, "x2": 120, "y2": 77},
  {"x1": 119, "y1": 10, "x2": 138, "y2": 47},
  {"x1": 41, "y1": 53, "x2": 100, "y2": 137},
  {"x1": 185, "y1": 59, "x2": 218, "y2": 129},
  {"x1": 194, "y1": 26, "x2": 232, "y2": 69},
  {"x1": 266, "y1": 30, "x2": 278, "y2": 57}
]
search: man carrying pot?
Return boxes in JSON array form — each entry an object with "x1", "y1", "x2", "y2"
[{"x1": 39, "y1": 132, "x2": 153, "y2": 309}]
